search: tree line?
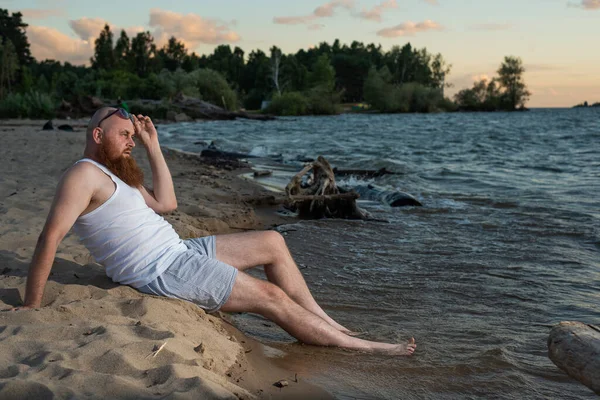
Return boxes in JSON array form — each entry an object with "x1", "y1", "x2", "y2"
[{"x1": 0, "y1": 8, "x2": 530, "y2": 118}]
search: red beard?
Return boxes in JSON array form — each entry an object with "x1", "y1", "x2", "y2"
[{"x1": 97, "y1": 143, "x2": 145, "y2": 188}]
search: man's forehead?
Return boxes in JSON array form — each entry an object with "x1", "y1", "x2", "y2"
[{"x1": 104, "y1": 113, "x2": 135, "y2": 131}]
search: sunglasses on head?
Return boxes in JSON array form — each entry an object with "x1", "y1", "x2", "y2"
[{"x1": 97, "y1": 108, "x2": 134, "y2": 128}]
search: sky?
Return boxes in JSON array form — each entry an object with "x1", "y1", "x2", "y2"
[{"x1": 4, "y1": 0, "x2": 600, "y2": 107}]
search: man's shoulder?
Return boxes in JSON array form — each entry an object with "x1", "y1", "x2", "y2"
[{"x1": 62, "y1": 161, "x2": 106, "y2": 186}]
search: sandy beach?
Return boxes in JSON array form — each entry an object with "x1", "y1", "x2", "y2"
[{"x1": 0, "y1": 119, "x2": 332, "y2": 399}]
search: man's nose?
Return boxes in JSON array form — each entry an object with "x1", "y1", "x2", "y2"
[{"x1": 128, "y1": 137, "x2": 135, "y2": 148}]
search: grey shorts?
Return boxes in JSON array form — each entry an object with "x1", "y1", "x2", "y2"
[{"x1": 137, "y1": 236, "x2": 238, "y2": 313}]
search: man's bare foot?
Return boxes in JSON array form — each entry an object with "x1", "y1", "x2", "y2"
[{"x1": 384, "y1": 337, "x2": 416, "y2": 356}]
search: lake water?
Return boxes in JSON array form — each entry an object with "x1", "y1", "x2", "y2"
[{"x1": 158, "y1": 108, "x2": 599, "y2": 399}]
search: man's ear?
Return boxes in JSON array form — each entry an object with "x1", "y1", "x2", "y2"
[{"x1": 92, "y1": 127, "x2": 103, "y2": 144}]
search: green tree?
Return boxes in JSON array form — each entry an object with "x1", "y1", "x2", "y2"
[
  {"x1": 158, "y1": 36, "x2": 187, "y2": 71},
  {"x1": 206, "y1": 45, "x2": 241, "y2": 85},
  {"x1": 130, "y1": 31, "x2": 156, "y2": 77},
  {"x1": 114, "y1": 30, "x2": 131, "y2": 70},
  {"x1": 91, "y1": 24, "x2": 115, "y2": 70},
  {"x1": 307, "y1": 54, "x2": 340, "y2": 114},
  {"x1": 309, "y1": 54, "x2": 335, "y2": 90},
  {"x1": 0, "y1": 9, "x2": 32, "y2": 66},
  {"x1": 431, "y1": 53, "x2": 452, "y2": 95},
  {"x1": 181, "y1": 52, "x2": 200, "y2": 72},
  {"x1": 497, "y1": 56, "x2": 530, "y2": 110},
  {"x1": 0, "y1": 39, "x2": 19, "y2": 98},
  {"x1": 240, "y1": 49, "x2": 270, "y2": 109}
]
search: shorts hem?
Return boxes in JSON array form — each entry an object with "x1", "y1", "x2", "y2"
[{"x1": 207, "y1": 268, "x2": 238, "y2": 313}]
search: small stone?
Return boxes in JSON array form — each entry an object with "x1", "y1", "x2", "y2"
[
  {"x1": 57, "y1": 124, "x2": 74, "y2": 132},
  {"x1": 194, "y1": 343, "x2": 205, "y2": 354},
  {"x1": 273, "y1": 380, "x2": 288, "y2": 388}
]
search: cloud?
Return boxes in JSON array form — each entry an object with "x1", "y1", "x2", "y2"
[
  {"x1": 149, "y1": 8, "x2": 240, "y2": 47},
  {"x1": 273, "y1": 15, "x2": 317, "y2": 25},
  {"x1": 377, "y1": 20, "x2": 443, "y2": 37},
  {"x1": 358, "y1": 0, "x2": 398, "y2": 22},
  {"x1": 69, "y1": 17, "x2": 111, "y2": 41},
  {"x1": 308, "y1": 24, "x2": 326, "y2": 30},
  {"x1": 471, "y1": 23, "x2": 513, "y2": 31},
  {"x1": 20, "y1": 8, "x2": 66, "y2": 19},
  {"x1": 314, "y1": 0, "x2": 355, "y2": 17},
  {"x1": 423, "y1": 0, "x2": 439, "y2": 5},
  {"x1": 569, "y1": 0, "x2": 600, "y2": 9},
  {"x1": 274, "y1": 0, "x2": 354, "y2": 26},
  {"x1": 26, "y1": 25, "x2": 93, "y2": 65}
]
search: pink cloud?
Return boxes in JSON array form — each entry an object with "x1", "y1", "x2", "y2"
[
  {"x1": 377, "y1": 20, "x2": 443, "y2": 37},
  {"x1": 576, "y1": 0, "x2": 600, "y2": 9},
  {"x1": 26, "y1": 25, "x2": 93, "y2": 65},
  {"x1": 274, "y1": 0, "x2": 354, "y2": 26},
  {"x1": 359, "y1": 0, "x2": 398, "y2": 22},
  {"x1": 69, "y1": 17, "x2": 111, "y2": 40},
  {"x1": 149, "y1": 8, "x2": 240, "y2": 46},
  {"x1": 314, "y1": 0, "x2": 355, "y2": 17}
]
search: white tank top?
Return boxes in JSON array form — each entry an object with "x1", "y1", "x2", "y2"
[{"x1": 72, "y1": 159, "x2": 187, "y2": 287}]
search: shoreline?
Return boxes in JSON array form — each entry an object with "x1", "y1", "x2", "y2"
[{"x1": 0, "y1": 119, "x2": 332, "y2": 399}]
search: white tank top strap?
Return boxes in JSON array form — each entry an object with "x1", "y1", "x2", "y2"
[{"x1": 75, "y1": 158, "x2": 118, "y2": 183}]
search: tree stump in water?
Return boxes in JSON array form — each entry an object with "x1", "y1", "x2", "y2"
[
  {"x1": 285, "y1": 156, "x2": 370, "y2": 219},
  {"x1": 548, "y1": 321, "x2": 600, "y2": 395}
]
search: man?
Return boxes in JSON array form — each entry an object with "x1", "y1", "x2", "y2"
[{"x1": 13, "y1": 107, "x2": 416, "y2": 355}]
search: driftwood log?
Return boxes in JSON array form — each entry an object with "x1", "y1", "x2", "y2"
[
  {"x1": 548, "y1": 321, "x2": 600, "y2": 394},
  {"x1": 284, "y1": 156, "x2": 370, "y2": 219},
  {"x1": 172, "y1": 93, "x2": 274, "y2": 121}
]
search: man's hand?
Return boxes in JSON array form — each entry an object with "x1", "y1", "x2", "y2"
[{"x1": 133, "y1": 115, "x2": 159, "y2": 149}]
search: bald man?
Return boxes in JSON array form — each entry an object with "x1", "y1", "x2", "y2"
[{"x1": 13, "y1": 107, "x2": 416, "y2": 355}]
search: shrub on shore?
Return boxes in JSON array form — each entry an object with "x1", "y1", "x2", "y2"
[
  {"x1": 363, "y1": 67, "x2": 455, "y2": 113},
  {"x1": 0, "y1": 91, "x2": 55, "y2": 118},
  {"x1": 189, "y1": 69, "x2": 238, "y2": 111},
  {"x1": 265, "y1": 92, "x2": 309, "y2": 116}
]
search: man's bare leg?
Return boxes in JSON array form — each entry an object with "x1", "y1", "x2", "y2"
[
  {"x1": 216, "y1": 231, "x2": 353, "y2": 334},
  {"x1": 220, "y1": 271, "x2": 416, "y2": 355}
]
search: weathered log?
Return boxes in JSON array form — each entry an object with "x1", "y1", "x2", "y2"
[
  {"x1": 285, "y1": 156, "x2": 370, "y2": 219},
  {"x1": 548, "y1": 321, "x2": 600, "y2": 395},
  {"x1": 352, "y1": 184, "x2": 422, "y2": 207},
  {"x1": 172, "y1": 93, "x2": 275, "y2": 121}
]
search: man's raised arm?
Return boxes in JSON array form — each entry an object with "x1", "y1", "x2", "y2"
[
  {"x1": 13, "y1": 164, "x2": 96, "y2": 310},
  {"x1": 134, "y1": 115, "x2": 177, "y2": 214}
]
